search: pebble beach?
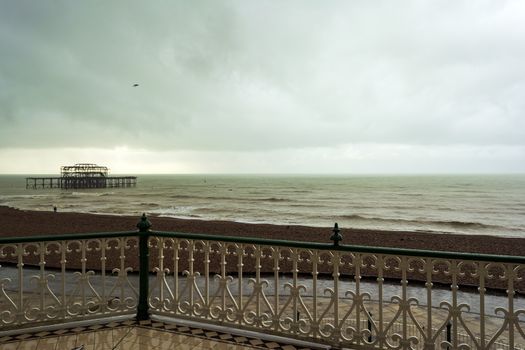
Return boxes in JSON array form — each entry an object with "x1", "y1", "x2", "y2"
[
  {"x1": 1, "y1": 205, "x2": 524, "y2": 292},
  {"x1": 0, "y1": 206, "x2": 523, "y2": 256}
]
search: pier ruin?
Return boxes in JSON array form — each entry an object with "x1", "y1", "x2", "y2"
[{"x1": 26, "y1": 163, "x2": 137, "y2": 189}]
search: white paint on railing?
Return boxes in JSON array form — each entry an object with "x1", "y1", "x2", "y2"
[
  {"x1": 0, "y1": 237, "x2": 139, "y2": 328},
  {"x1": 1, "y1": 235, "x2": 524, "y2": 350},
  {"x1": 147, "y1": 237, "x2": 525, "y2": 350}
]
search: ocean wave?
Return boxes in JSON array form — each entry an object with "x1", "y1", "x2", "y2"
[
  {"x1": 169, "y1": 195, "x2": 196, "y2": 199},
  {"x1": 64, "y1": 192, "x2": 114, "y2": 197},
  {"x1": 260, "y1": 197, "x2": 289, "y2": 202},
  {"x1": 149, "y1": 206, "x2": 196, "y2": 216},
  {"x1": 157, "y1": 213, "x2": 203, "y2": 219},
  {"x1": 3, "y1": 174, "x2": 524, "y2": 238},
  {"x1": 337, "y1": 214, "x2": 507, "y2": 231},
  {"x1": 195, "y1": 207, "x2": 251, "y2": 214},
  {"x1": 169, "y1": 194, "x2": 240, "y2": 201},
  {"x1": 289, "y1": 203, "x2": 331, "y2": 208},
  {"x1": 0, "y1": 194, "x2": 53, "y2": 200},
  {"x1": 139, "y1": 202, "x2": 160, "y2": 207},
  {"x1": 168, "y1": 194, "x2": 291, "y2": 203}
]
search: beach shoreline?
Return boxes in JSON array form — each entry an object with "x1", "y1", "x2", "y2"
[
  {"x1": 0, "y1": 205, "x2": 524, "y2": 256},
  {"x1": 1, "y1": 205, "x2": 524, "y2": 292}
]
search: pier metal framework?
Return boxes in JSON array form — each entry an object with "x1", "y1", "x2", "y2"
[
  {"x1": 26, "y1": 163, "x2": 137, "y2": 189},
  {"x1": 61, "y1": 163, "x2": 109, "y2": 178}
]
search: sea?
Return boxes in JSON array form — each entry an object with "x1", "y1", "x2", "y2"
[{"x1": 1, "y1": 174, "x2": 524, "y2": 238}]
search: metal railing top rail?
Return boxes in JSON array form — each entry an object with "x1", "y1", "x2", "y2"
[
  {"x1": 0, "y1": 224, "x2": 523, "y2": 265},
  {"x1": 0, "y1": 230, "x2": 137, "y2": 244},
  {"x1": 151, "y1": 230, "x2": 525, "y2": 264}
]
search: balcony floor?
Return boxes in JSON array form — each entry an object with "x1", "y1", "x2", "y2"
[{"x1": 0, "y1": 319, "x2": 318, "y2": 350}]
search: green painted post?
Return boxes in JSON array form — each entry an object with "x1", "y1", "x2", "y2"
[
  {"x1": 330, "y1": 223, "x2": 342, "y2": 246},
  {"x1": 136, "y1": 213, "x2": 151, "y2": 321}
]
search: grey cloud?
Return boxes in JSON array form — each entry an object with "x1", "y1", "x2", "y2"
[{"x1": 0, "y1": 1, "x2": 524, "y2": 151}]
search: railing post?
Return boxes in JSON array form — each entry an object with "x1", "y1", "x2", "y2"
[
  {"x1": 330, "y1": 223, "x2": 342, "y2": 246},
  {"x1": 137, "y1": 213, "x2": 151, "y2": 321}
]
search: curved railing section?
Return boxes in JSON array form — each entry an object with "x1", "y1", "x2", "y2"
[
  {"x1": 0, "y1": 231, "x2": 139, "y2": 331},
  {"x1": 148, "y1": 230, "x2": 525, "y2": 350},
  {"x1": 0, "y1": 216, "x2": 524, "y2": 350}
]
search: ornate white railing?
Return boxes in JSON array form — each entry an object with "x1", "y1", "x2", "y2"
[
  {"x1": 147, "y1": 231, "x2": 525, "y2": 350},
  {"x1": 0, "y1": 232, "x2": 139, "y2": 330},
  {"x1": 0, "y1": 215, "x2": 524, "y2": 350}
]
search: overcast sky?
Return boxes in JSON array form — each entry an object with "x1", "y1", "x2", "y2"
[{"x1": 1, "y1": 1, "x2": 524, "y2": 174}]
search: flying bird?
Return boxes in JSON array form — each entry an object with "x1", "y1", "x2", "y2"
[{"x1": 133, "y1": 83, "x2": 139, "y2": 87}]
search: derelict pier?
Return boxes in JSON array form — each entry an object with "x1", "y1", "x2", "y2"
[{"x1": 26, "y1": 163, "x2": 137, "y2": 189}]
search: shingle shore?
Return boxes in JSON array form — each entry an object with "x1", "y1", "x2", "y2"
[{"x1": 0, "y1": 206, "x2": 523, "y2": 291}]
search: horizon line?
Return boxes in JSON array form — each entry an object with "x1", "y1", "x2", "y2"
[{"x1": 2, "y1": 172, "x2": 525, "y2": 176}]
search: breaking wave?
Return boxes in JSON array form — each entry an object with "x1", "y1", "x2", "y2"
[
  {"x1": 338, "y1": 214, "x2": 508, "y2": 231},
  {"x1": 3, "y1": 174, "x2": 524, "y2": 237}
]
